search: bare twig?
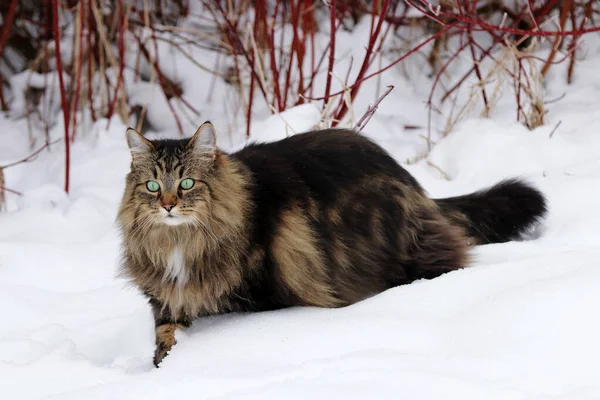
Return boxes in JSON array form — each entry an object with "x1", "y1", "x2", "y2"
[
  {"x1": 354, "y1": 85, "x2": 394, "y2": 132},
  {"x1": 0, "y1": 139, "x2": 61, "y2": 169},
  {"x1": 0, "y1": 186, "x2": 22, "y2": 196},
  {"x1": 549, "y1": 120, "x2": 562, "y2": 138}
]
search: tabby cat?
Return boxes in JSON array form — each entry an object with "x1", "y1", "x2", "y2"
[{"x1": 117, "y1": 122, "x2": 546, "y2": 367}]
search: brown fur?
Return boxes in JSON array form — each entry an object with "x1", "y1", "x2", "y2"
[
  {"x1": 118, "y1": 152, "x2": 251, "y2": 319},
  {"x1": 156, "y1": 324, "x2": 181, "y2": 348},
  {"x1": 272, "y1": 207, "x2": 341, "y2": 308},
  {"x1": 117, "y1": 124, "x2": 546, "y2": 367},
  {"x1": 154, "y1": 323, "x2": 185, "y2": 366}
]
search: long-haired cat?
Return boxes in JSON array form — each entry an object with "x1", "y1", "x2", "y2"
[{"x1": 117, "y1": 122, "x2": 546, "y2": 367}]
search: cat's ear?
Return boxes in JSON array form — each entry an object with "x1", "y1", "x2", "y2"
[
  {"x1": 126, "y1": 127, "x2": 154, "y2": 156},
  {"x1": 188, "y1": 121, "x2": 217, "y2": 158}
]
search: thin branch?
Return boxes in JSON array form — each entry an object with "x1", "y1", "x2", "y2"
[
  {"x1": 1, "y1": 139, "x2": 61, "y2": 169},
  {"x1": 0, "y1": 0, "x2": 18, "y2": 58},
  {"x1": 0, "y1": 186, "x2": 23, "y2": 196},
  {"x1": 549, "y1": 120, "x2": 562, "y2": 138},
  {"x1": 354, "y1": 85, "x2": 394, "y2": 132},
  {"x1": 323, "y1": 0, "x2": 337, "y2": 109},
  {"x1": 52, "y1": 0, "x2": 71, "y2": 193}
]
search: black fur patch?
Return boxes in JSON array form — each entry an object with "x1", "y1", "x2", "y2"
[{"x1": 435, "y1": 178, "x2": 547, "y2": 244}]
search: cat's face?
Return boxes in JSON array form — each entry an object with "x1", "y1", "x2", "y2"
[{"x1": 123, "y1": 122, "x2": 217, "y2": 228}]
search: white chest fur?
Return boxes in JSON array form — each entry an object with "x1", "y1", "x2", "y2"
[{"x1": 163, "y1": 247, "x2": 188, "y2": 285}]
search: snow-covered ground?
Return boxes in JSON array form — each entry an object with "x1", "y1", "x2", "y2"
[{"x1": 3, "y1": 15, "x2": 600, "y2": 399}]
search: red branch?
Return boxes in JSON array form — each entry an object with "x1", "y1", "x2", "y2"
[
  {"x1": 333, "y1": 0, "x2": 391, "y2": 125},
  {"x1": 131, "y1": 31, "x2": 184, "y2": 135},
  {"x1": 267, "y1": 0, "x2": 283, "y2": 111},
  {"x1": 407, "y1": 0, "x2": 600, "y2": 37},
  {"x1": 307, "y1": 22, "x2": 456, "y2": 102},
  {"x1": 0, "y1": 0, "x2": 18, "y2": 110},
  {"x1": 71, "y1": 2, "x2": 86, "y2": 142},
  {"x1": 283, "y1": 1, "x2": 301, "y2": 108},
  {"x1": 52, "y1": 0, "x2": 71, "y2": 193},
  {"x1": 213, "y1": 1, "x2": 268, "y2": 100},
  {"x1": 86, "y1": 0, "x2": 97, "y2": 122},
  {"x1": 323, "y1": 0, "x2": 337, "y2": 108},
  {"x1": 106, "y1": 0, "x2": 126, "y2": 127},
  {"x1": 465, "y1": 2, "x2": 489, "y2": 115},
  {"x1": 0, "y1": 0, "x2": 18, "y2": 57}
]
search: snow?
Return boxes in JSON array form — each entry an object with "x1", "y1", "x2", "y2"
[{"x1": 3, "y1": 14, "x2": 600, "y2": 400}]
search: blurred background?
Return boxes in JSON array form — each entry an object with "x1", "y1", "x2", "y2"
[{"x1": 1, "y1": 0, "x2": 599, "y2": 198}]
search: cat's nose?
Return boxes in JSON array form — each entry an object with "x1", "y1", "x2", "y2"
[
  {"x1": 162, "y1": 204, "x2": 175, "y2": 212},
  {"x1": 160, "y1": 193, "x2": 178, "y2": 212}
]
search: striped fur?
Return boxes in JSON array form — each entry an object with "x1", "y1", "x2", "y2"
[{"x1": 117, "y1": 122, "x2": 547, "y2": 367}]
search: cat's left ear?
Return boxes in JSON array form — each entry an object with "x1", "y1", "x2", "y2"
[
  {"x1": 126, "y1": 127, "x2": 154, "y2": 156},
  {"x1": 126, "y1": 128, "x2": 154, "y2": 163},
  {"x1": 188, "y1": 121, "x2": 217, "y2": 159}
]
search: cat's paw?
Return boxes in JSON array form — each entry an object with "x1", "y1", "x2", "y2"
[
  {"x1": 153, "y1": 342, "x2": 171, "y2": 367},
  {"x1": 153, "y1": 323, "x2": 184, "y2": 367}
]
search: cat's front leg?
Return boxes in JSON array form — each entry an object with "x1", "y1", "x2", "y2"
[
  {"x1": 149, "y1": 298, "x2": 191, "y2": 367},
  {"x1": 153, "y1": 322, "x2": 187, "y2": 367}
]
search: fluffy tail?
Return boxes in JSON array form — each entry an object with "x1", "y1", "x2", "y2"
[{"x1": 434, "y1": 179, "x2": 547, "y2": 245}]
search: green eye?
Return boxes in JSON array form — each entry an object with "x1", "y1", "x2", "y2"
[
  {"x1": 146, "y1": 181, "x2": 160, "y2": 192},
  {"x1": 180, "y1": 178, "x2": 195, "y2": 190}
]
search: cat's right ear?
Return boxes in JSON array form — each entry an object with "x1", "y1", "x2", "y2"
[
  {"x1": 188, "y1": 121, "x2": 217, "y2": 158},
  {"x1": 126, "y1": 128, "x2": 154, "y2": 157}
]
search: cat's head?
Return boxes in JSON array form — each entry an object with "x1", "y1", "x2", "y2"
[{"x1": 121, "y1": 121, "x2": 218, "y2": 228}]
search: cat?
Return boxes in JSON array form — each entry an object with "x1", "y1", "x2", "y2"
[{"x1": 117, "y1": 121, "x2": 547, "y2": 367}]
